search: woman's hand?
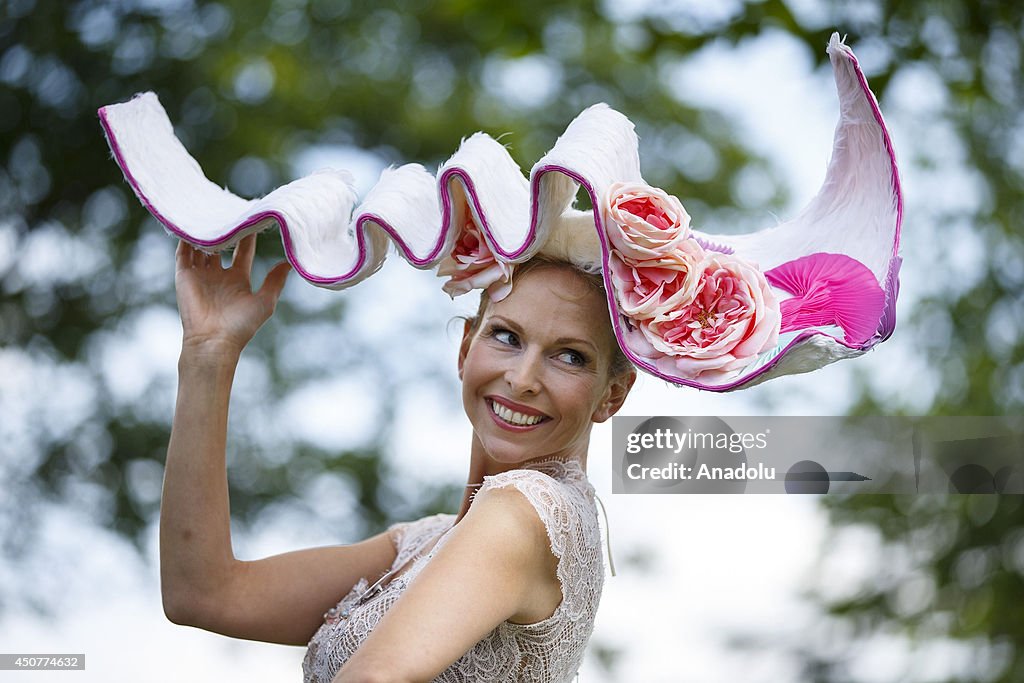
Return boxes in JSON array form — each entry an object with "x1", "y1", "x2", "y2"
[{"x1": 175, "y1": 234, "x2": 291, "y2": 356}]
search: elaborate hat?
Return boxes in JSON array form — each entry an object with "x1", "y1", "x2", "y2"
[{"x1": 99, "y1": 33, "x2": 901, "y2": 391}]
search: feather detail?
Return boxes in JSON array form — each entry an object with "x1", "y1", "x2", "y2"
[
  {"x1": 765, "y1": 253, "x2": 886, "y2": 346},
  {"x1": 538, "y1": 209, "x2": 603, "y2": 272},
  {"x1": 689, "y1": 230, "x2": 735, "y2": 254}
]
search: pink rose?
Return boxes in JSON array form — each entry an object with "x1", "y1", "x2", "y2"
[
  {"x1": 633, "y1": 252, "x2": 781, "y2": 383},
  {"x1": 437, "y1": 214, "x2": 514, "y2": 301},
  {"x1": 604, "y1": 182, "x2": 692, "y2": 262},
  {"x1": 608, "y1": 240, "x2": 705, "y2": 321}
]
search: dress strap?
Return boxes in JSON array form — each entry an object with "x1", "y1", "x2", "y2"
[{"x1": 593, "y1": 493, "x2": 616, "y2": 577}]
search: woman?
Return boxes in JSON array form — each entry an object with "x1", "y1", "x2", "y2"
[
  {"x1": 162, "y1": 233, "x2": 635, "y2": 682},
  {"x1": 118, "y1": 36, "x2": 898, "y2": 677}
]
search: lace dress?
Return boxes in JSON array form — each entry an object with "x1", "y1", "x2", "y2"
[{"x1": 302, "y1": 459, "x2": 604, "y2": 683}]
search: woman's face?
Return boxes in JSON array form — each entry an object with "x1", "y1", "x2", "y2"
[{"x1": 458, "y1": 265, "x2": 634, "y2": 468}]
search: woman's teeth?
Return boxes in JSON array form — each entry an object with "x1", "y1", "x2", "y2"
[{"x1": 490, "y1": 400, "x2": 543, "y2": 426}]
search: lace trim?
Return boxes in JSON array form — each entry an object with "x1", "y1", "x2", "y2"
[{"x1": 303, "y1": 459, "x2": 603, "y2": 683}]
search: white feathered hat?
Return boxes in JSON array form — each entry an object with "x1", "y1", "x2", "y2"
[{"x1": 99, "y1": 33, "x2": 901, "y2": 391}]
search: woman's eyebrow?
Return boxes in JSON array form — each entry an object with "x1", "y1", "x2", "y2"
[
  {"x1": 553, "y1": 336, "x2": 598, "y2": 352},
  {"x1": 486, "y1": 315, "x2": 522, "y2": 331}
]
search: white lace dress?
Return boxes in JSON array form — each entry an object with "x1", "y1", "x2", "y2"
[{"x1": 302, "y1": 459, "x2": 604, "y2": 683}]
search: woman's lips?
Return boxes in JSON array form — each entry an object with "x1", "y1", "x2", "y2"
[
  {"x1": 486, "y1": 397, "x2": 550, "y2": 430},
  {"x1": 488, "y1": 395, "x2": 548, "y2": 417}
]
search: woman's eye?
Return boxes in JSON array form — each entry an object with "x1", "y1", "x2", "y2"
[
  {"x1": 557, "y1": 350, "x2": 586, "y2": 367},
  {"x1": 493, "y1": 328, "x2": 518, "y2": 346}
]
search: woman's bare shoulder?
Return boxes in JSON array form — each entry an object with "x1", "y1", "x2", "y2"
[{"x1": 461, "y1": 485, "x2": 563, "y2": 622}]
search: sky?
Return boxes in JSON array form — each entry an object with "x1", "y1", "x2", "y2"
[{"x1": 0, "y1": 20, "x2": 943, "y2": 683}]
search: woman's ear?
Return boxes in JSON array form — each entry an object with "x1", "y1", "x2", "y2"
[
  {"x1": 457, "y1": 318, "x2": 475, "y2": 381},
  {"x1": 592, "y1": 369, "x2": 636, "y2": 423}
]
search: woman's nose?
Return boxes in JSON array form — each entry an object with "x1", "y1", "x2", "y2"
[{"x1": 505, "y1": 351, "x2": 543, "y2": 395}]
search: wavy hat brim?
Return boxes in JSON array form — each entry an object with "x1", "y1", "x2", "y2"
[{"x1": 99, "y1": 33, "x2": 901, "y2": 392}]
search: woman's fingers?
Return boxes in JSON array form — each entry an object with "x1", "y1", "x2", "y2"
[
  {"x1": 176, "y1": 241, "x2": 216, "y2": 270},
  {"x1": 177, "y1": 234, "x2": 289, "y2": 309},
  {"x1": 178, "y1": 238, "x2": 259, "y2": 275},
  {"x1": 231, "y1": 233, "x2": 258, "y2": 275},
  {"x1": 176, "y1": 240, "x2": 193, "y2": 269},
  {"x1": 257, "y1": 260, "x2": 291, "y2": 311},
  {"x1": 187, "y1": 245, "x2": 212, "y2": 269}
]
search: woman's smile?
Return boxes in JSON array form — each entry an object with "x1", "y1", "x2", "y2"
[{"x1": 487, "y1": 396, "x2": 551, "y2": 430}]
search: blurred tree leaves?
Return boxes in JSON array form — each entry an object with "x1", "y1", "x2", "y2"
[{"x1": 1, "y1": 0, "x2": 1023, "y2": 680}]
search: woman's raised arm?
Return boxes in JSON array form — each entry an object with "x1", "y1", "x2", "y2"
[{"x1": 162, "y1": 236, "x2": 396, "y2": 645}]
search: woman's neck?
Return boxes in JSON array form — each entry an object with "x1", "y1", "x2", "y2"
[{"x1": 455, "y1": 435, "x2": 587, "y2": 523}]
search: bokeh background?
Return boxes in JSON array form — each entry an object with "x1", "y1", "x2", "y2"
[{"x1": 1, "y1": 0, "x2": 1022, "y2": 681}]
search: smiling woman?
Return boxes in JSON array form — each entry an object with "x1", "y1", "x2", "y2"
[
  {"x1": 300, "y1": 259, "x2": 635, "y2": 681},
  {"x1": 163, "y1": 234, "x2": 635, "y2": 682},
  {"x1": 106, "y1": 37, "x2": 902, "y2": 680}
]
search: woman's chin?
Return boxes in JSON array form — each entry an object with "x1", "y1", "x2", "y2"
[{"x1": 480, "y1": 444, "x2": 536, "y2": 466}]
